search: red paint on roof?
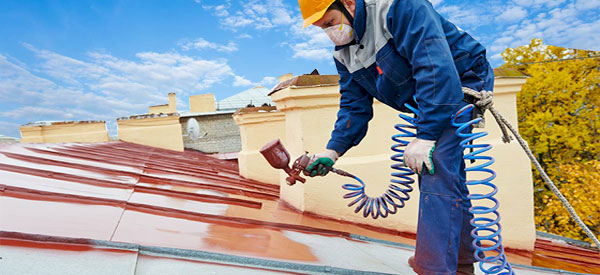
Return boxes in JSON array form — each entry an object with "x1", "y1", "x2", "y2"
[{"x1": 1, "y1": 141, "x2": 598, "y2": 273}]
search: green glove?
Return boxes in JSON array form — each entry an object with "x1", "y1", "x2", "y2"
[
  {"x1": 306, "y1": 157, "x2": 335, "y2": 177},
  {"x1": 304, "y1": 149, "x2": 339, "y2": 177}
]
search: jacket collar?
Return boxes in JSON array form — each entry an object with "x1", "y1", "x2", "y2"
[{"x1": 353, "y1": 0, "x2": 366, "y2": 43}]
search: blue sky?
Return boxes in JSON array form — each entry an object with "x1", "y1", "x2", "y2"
[{"x1": 1, "y1": 0, "x2": 599, "y2": 138}]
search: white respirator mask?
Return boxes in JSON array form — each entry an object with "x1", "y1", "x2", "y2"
[{"x1": 323, "y1": 14, "x2": 354, "y2": 46}]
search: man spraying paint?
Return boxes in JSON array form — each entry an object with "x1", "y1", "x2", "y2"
[{"x1": 299, "y1": 0, "x2": 494, "y2": 274}]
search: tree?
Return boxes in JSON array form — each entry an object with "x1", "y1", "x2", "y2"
[{"x1": 501, "y1": 38, "x2": 600, "y2": 242}]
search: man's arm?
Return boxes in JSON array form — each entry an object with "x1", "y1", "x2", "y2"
[
  {"x1": 387, "y1": 0, "x2": 464, "y2": 141},
  {"x1": 326, "y1": 58, "x2": 374, "y2": 156}
]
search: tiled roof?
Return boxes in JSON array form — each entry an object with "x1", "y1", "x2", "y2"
[{"x1": 0, "y1": 142, "x2": 597, "y2": 274}]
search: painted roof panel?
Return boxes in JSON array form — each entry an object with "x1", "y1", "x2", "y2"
[{"x1": 0, "y1": 141, "x2": 598, "y2": 274}]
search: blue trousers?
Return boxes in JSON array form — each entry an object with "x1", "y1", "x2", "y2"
[{"x1": 413, "y1": 63, "x2": 494, "y2": 275}]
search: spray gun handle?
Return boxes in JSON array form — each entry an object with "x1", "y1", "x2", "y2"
[{"x1": 286, "y1": 152, "x2": 311, "y2": 186}]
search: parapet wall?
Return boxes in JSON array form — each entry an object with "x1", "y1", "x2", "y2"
[
  {"x1": 19, "y1": 121, "x2": 110, "y2": 143},
  {"x1": 117, "y1": 113, "x2": 184, "y2": 152},
  {"x1": 233, "y1": 106, "x2": 285, "y2": 185}
]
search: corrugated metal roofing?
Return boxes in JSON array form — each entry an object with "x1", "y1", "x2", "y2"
[
  {"x1": 0, "y1": 141, "x2": 597, "y2": 274},
  {"x1": 178, "y1": 109, "x2": 235, "y2": 118},
  {"x1": 217, "y1": 86, "x2": 273, "y2": 111}
]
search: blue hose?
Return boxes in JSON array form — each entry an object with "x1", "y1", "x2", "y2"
[
  {"x1": 452, "y1": 104, "x2": 514, "y2": 275},
  {"x1": 339, "y1": 102, "x2": 512, "y2": 274},
  {"x1": 341, "y1": 103, "x2": 418, "y2": 219}
]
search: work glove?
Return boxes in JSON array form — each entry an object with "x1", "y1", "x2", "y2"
[
  {"x1": 404, "y1": 138, "x2": 436, "y2": 175},
  {"x1": 304, "y1": 149, "x2": 339, "y2": 177}
]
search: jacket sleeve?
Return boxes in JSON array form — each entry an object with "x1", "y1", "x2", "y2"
[
  {"x1": 326, "y1": 58, "x2": 374, "y2": 156},
  {"x1": 387, "y1": 0, "x2": 464, "y2": 140}
]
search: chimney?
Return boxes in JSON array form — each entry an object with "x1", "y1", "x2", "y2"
[
  {"x1": 278, "y1": 73, "x2": 294, "y2": 83},
  {"x1": 189, "y1": 93, "x2": 217, "y2": 113},
  {"x1": 168, "y1": 93, "x2": 176, "y2": 113}
]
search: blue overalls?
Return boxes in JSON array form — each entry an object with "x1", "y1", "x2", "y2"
[{"x1": 325, "y1": 0, "x2": 494, "y2": 274}]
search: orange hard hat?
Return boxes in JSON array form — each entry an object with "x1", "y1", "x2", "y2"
[{"x1": 298, "y1": 0, "x2": 336, "y2": 28}]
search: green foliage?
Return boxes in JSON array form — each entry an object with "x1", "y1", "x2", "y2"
[{"x1": 501, "y1": 38, "x2": 600, "y2": 242}]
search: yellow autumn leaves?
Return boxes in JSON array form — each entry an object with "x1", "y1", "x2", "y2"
[{"x1": 501, "y1": 39, "x2": 600, "y2": 243}]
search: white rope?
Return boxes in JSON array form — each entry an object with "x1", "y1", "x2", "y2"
[{"x1": 462, "y1": 87, "x2": 600, "y2": 251}]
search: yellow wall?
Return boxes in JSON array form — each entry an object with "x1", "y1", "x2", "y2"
[
  {"x1": 117, "y1": 114, "x2": 184, "y2": 152},
  {"x1": 168, "y1": 93, "x2": 176, "y2": 113},
  {"x1": 268, "y1": 76, "x2": 535, "y2": 251},
  {"x1": 233, "y1": 108, "x2": 286, "y2": 185},
  {"x1": 19, "y1": 126, "x2": 44, "y2": 143},
  {"x1": 149, "y1": 93, "x2": 177, "y2": 114},
  {"x1": 149, "y1": 104, "x2": 170, "y2": 114},
  {"x1": 190, "y1": 94, "x2": 216, "y2": 113},
  {"x1": 19, "y1": 122, "x2": 110, "y2": 143}
]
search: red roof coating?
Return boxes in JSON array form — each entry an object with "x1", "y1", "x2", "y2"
[{"x1": 1, "y1": 141, "x2": 598, "y2": 274}]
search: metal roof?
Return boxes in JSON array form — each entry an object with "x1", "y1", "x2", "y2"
[
  {"x1": 178, "y1": 109, "x2": 235, "y2": 118},
  {"x1": 217, "y1": 86, "x2": 273, "y2": 111},
  {"x1": 0, "y1": 141, "x2": 598, "y2": 274},
  {"x1": 0, "y1": 135, "x2": 19, "y2": 143}
]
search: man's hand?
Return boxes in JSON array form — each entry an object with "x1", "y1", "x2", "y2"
[
  {"x1": 304, "y1": 149, "x2": 339, "y2": 177},
  {"x1": 404, "y1": 138, "x2": 436, "y2": 175}
]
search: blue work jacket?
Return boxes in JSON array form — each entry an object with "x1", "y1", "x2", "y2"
[{"x1": 327, "y1": 0, "x2": 491, "y2": 155}]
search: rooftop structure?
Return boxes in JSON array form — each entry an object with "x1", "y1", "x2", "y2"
[
  {"x1": 1, "y1": 141, "x2": 598, "y2": 274},
  {"x1": 19, "y1": 120, "x2": 109, "y2": 144},
  {"x1": 217, "y1": 86, "x2": 273, "y2": 112},
  {"x1": 0, "y1": 134, "x2": 19, "y2": 144}
]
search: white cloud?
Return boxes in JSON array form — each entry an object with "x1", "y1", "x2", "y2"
[
  {"x1": 436, "y1": 5, "x2": 483, "y2": 28},
  {"x1": 575, "y1": 0, "x2": 600, "y2": 10},
  {"x1": 233, "y1": 75, "x2": 277, "y2": 87},
  {"x1": 233, "y1": 75, "x2": 253, "y2": 87},
  {"x1": 429, "y1": 0, "x2": 443, "y2": 7},
  {"x1": 490, "y1": 2, "x2": 600, "y2": 65},
  {"x1": 179, "y1": 38, "x2": 238, "y2": 52},
  {"x1": 512, "y1": 0, "x2": 566, "y2": 8},
  {"x1": 0, "y1": 44, "x2": 270, "y2": 136},
  {"x1": 200, "y1": 0, "x2": 334, "y2": 63},
  {"x1": 288, "y1": 18, "x2": 335, "y2": 61},
  {"x1": 237, "y1": 33, "x2": 253, "y2": 39},
  {"x1": 202, "y1": 0, "x2": 296, "y2": 31},
  {"x1": 497, "y1": 6, "x2": 528, "y2": 23},
  {"x1": 292, "y1": 46, "x2": 331, "y2": 61}
]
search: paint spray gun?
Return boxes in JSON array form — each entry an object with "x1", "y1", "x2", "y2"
[{"x1": 260, "y1": 139, "x2": 355, "y2": 186}]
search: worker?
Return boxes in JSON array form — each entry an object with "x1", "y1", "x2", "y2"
[{"x1": 299, "y1": 0, "x2": 494, "y2": 274}]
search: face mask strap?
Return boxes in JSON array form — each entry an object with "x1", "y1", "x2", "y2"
[{"x1": 333, "y1": 0, "x2": 354, "y2": 27}]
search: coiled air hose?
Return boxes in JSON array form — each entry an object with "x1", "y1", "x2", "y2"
[
  {"x1": 452, "y1": 104, "x2": 514, "y2": 275},
  {"x1": 341, "y1": 102, "x2": 418, "y2": 219},
  {"x1": 338, "y1": 87, "x2": 599, "y2": 273}
]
